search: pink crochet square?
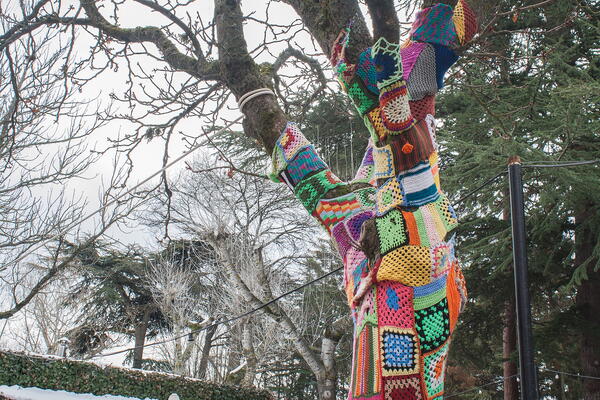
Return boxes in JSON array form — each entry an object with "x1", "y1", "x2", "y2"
[{"x1": 376, "y1": 281, "x2": 414, "y2": 328}]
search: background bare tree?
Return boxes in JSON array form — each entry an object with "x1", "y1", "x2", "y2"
[{"x1": 142, "y1": 156, "x2": 351, "y2": 396}]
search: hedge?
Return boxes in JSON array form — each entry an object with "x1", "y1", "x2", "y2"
[{"x1": 0, "y1": 351, "x2": 272, "y2": 400}]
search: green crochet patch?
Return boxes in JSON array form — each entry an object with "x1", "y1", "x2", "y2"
[
  {"x1": 294, "y1": 170, "x2": 344, "y2": 214},
  {"x1": 356, "y1": 187, "x2": 377, "y2": 208},
  {"x1": 375, "y1": 208, "x2": 408, "y2": 255},
  {"x1": 415, "y1": 298, "x2": 450, "y2": 352},
  {"x1": 348, "y1": 81, "x2": 376, "y2": 116}
]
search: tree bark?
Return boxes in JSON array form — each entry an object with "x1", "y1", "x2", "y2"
[
  {"x1": 241, "y1": 322, "x2": 258, "y2": 387},
  {"x1": 575, "y1": 204, "x2": 600, "y2": 400},
  {"x1": 197, "y1": 322, "x2": 217, "y2": 379},
  {"x1": 318, "y1": 317, "x2": 348, "y2": 400},
  {"x1": 132, "y1": 308, "x2": 151, "y2": 369}
]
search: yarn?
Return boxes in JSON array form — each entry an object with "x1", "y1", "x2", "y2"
[
  {"x1": 382, "y1": 375, "x2": 424, "y2": 400},
  {"x1": 377, "y1": 246, "x2": 432, "y2": 286},
  {"x1": 314, "y1": 192, "x2": 362, "y2": 232},
  {"x1": 414, "y1": 275, "x2": 447, "y2": 311},
  {"x1": 415, "y1": 298, "x2": 451, "y2": 352},
  {"x1": 406, "y1": 44, "x2": 438, "y2": 101},
  {"x1": 379, "y1": 81, "x2": 417, "y2": 133},
  {"x1": 401, "y1": 42, "x2": 427, "y2": 82},
  {"x1": 286, "y1": 145, "x2": 327, "y2": 186},
  {"x1": 453, "y1": 0, "x2": 478, "y2": 45},
  {"x1": 268, "y1": 2, "x2": 477, "y2": 399},
  {"x1": 376, "y1": 281, "x2": 414, "y2": 327},
  {"x1": 380, "y1": 327, "x2": 420, "y2": 376},
  {"x1": 372, "y1": 37, "x2": 404, "y2": 89},
  {"x1": 353, "y1": 144, "x2": 376, "y2": 184},
  {"x1": 409, "y1": 95, "x2": 436, "y2": 121},
  {"x1": 294, "y1": 169, "x2": 344, "y2": 214},
  {"x1": 376, "y1": 209, "x2": 409, "y2": 255},
  {"x1": 353, "y1": 324, "x2": 381, "y2": 397},
  {"x1": 410, "y1": 4, "x2": 457, "y2": 47},
  {"x1": 423, "y1": 342, "x2": 449, "y2": 398}
]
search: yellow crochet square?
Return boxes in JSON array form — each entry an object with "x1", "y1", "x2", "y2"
[
  {"x1": 453, "y1": 10, "x2": 466, "y2": 45},
  {"x1": 376, "y1": 177, "x2": 404, "y2": 215},
  {"x1": 377, "y1": 245, "x2": 432, "y2": 286},
  {"x1": 367, "y1": 108, "x2": 388, "y2": 140},
  {"x1": 373, "y1": 144, "x2": 395, "y2": 179}
]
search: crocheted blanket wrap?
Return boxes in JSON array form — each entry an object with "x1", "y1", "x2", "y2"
[{"x1": 270, "y1": 2, "x2": 476, "y2": 399}]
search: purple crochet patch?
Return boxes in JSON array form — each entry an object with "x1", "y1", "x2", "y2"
[
  {"x1": 401, "y1": 42, "x2": 427, "y2": 82},
  {"x1": 345, "y1": 210, "x2": 375, "y2": 242}
]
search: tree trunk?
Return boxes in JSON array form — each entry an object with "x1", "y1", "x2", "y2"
[
  {"x1": 318, "y1": 338, "x2": 339, "y2": 400},
  {"x1": 503, "y1": 298, "x2": 519, "y2": 400},
  {"x1": 241, "y1": 322, "x2": 258, "y2": 387},
  {"x1": 318, "y1": 317, "x2": 348, "y2": 400},
  {"x1": 197, "y1": 322, "x2": 218, "y2": 379},
  {"x1": 575, "y1": 205, "x2": 600, "y2": 400},
  {"x1": 132, "y1": 309, "x2": 151, "y2": 369}
]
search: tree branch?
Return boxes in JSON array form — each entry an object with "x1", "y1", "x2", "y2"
[
  {"x1": 365, "y1": 0, "x2": 400, "y2": 43},
  {"x1": 280, "y1": 0, "x2": 372, "y2": 64},
  {"x1": 214, "y1": 0, "x2": 287, "y2": 153},
  {"x1": 78, "y1": 0, "x2": 220, "y2": 80}
]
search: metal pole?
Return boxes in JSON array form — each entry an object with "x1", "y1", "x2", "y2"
[{"x1": 507, "y1": 156, "x2": 539, "y2": 400}]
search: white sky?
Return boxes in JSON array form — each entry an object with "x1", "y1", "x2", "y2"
[{"x1": 53, "y1": 0, "x2": 327, "y2": 250}]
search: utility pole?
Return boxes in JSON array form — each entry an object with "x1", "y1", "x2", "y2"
[{"x1": 507, "y1": 156, "x2": 539, "y2": 400}]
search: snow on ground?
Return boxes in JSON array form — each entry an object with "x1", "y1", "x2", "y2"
[{"x1": 0, "y1": 386, "x2": 159, "y2": 400}]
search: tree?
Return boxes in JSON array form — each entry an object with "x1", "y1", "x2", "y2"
[
  {"x1": 145, "y1": 239, "x2": 221, "y2": 377},
  {"x1": 438, "y1": 0, "x2": 600, "y2": 398},
  {"x1": 66, "y1": 241, "x2": 167, "y2": 368},
  {"x1": 0, "y1": 17, "x2": 105, "y2": 321},
  {"x1": 144, "y1": 156, "x2": 351, "y2": 396},
  {"x1": 6, "y1": 1, "x2": 595, "y2": 399}
]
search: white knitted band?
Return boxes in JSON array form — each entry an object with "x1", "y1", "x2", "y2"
[{"x1": 238, "y1": 88, "x2": 276, "y2": 111}]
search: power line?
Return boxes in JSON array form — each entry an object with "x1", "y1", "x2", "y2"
[
  {"x1": 445, "y1": 374, "x2": 518, "y2": 398},
  {"x1": 522, "y1": 159, "x2": 599, "y2": 168},
  {"x1": 453, "y1": 170, "x2": 507, "y2": 206},
  {"x1": 543, "y1": 368, "x2": 600, "y2": 381}
]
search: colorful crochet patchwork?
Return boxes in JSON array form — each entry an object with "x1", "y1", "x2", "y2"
[
  {"x1": 286, "y1": 145, "x2": 327, "y2": 186},
  {"x1": 314, "y1": 192, "x2": 362, "y2": 233},
  {"x1": 383, "y1": 375, "x2": 424, "y2": 400},
  {"x1": 379, "y1": 81, "x2": 417, "y2": 133},
  {"x1": 410, "y1": 4, "x2": 457, "y2": 48},
  {"x1": 415, "y1": 298, "x2": 451, "y2": 352},
  {"x1": 353, "y1": 324, "x2": 382, "y2": 397},
  {"x1": 372, "y1": 37, "x2": 404, "y2": 89},
  {"x1": 423, "y1": 342, "x2": 449, "y2": 398},
  {"x1": 269, "y1": 3, "x2": 476, "y2": 399},
  {"x1": 294, "y1": 169, "x2": 344, "y2": 214},
  {"x1": 453, "y1": 0, "x2": 478, "y2": 45},
  {"x1": 380, "y1": 327, "x2": 420, "y2": 376},
  {"x1": 406, "y1": 44, "x2": 438, "y2": 101}
]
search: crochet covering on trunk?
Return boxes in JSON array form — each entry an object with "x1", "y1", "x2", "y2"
[{"x1": 270, "y1": 2, "x2": 477, "y2": 399}]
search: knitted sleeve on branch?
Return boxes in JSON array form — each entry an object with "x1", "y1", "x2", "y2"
[{"x1": 270, "y1": 122, "x2": 347, "y2": 215}]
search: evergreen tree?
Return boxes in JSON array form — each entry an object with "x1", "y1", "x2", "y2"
[
  {"x1": 439, "y1": 0, "x2": 599, "y2": 397},
  {"x1": 65, "y1": 241, "x2": 167, "y2": 368}
]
